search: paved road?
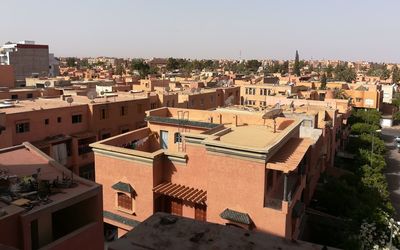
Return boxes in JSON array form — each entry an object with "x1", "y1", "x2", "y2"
[{"x1": 382, "y1": 127, "x2": 400, "y2": 219}]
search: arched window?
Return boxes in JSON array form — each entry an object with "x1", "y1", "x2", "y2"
[
  {"x1": 117, "y1": 192, "x2": 132, "y2": 211},
  {"x1": 174, "y1": 132, "x2": 182, "y2": 144}
]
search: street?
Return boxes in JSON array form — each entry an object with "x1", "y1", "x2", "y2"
[{"x1": 382, "y1": 127, "x2": 400, "y2": 220}]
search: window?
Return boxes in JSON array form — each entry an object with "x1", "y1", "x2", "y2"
[
  {"x1": 267, "y1": 170, "x2": 274, "y2": 191},
  {"x1": 245, "y1": 88, "x2": 255, "y2": 95},
  {"x1": 356, "y1": 98, "x2": 362, "y2": 102},
  {"x1": 117, "y1": 193, "x2": 132, "y2": 211},
  {"x1": 45, "y1": 119, "x2": 49, "y2": 125},
  {"x1": 200, "y1": 98, "x2": 204, "y2": 106},
  {"x1": 27, "y1": 93, "x2": 33, "y2": 98},
  {"x1": 166, "y1": 101, "x2": 170, "y2": 107},
  {"x1": 100, "y1": 108, "x2": 108, "y2": 120},
  {"x1": 120, "y1": 106, "x2": 127, "y2": 116},
  {"x1": 57, "y1": 117, "x2": 62, "y2": 123},
  {"x1": 11, "y1": 94, "x2": 18, "y2": 100},
  {"x1": 16, "y1": 122, "x2": 30, "y2": 133},
  {"x1": 260, "y1": 88, "x2": 269, "y2": 96},
  {"x1": 191, "y1": 99, "x2": 195, "y2": 107},
  {"x1": 72, "y1": 114, "x2": 82, "y2": 124},
  {"x1": 121, "y1": 128, "x2": 129, "y2": 134},
  {"x1": 137, "y1": 104, "x2": 143, "y2": 114},
  {"x1": 210, "y1": 96, "x2": 214, "y2": 103},
  {"x1": 102, "y1": 133, "x2": 111, "y2": 140},
  {"x1": 174, "y1": 132, "x2": 182, "y2": 143},
  {"x1": 151, "y1": 102, "x2": 157, "y2": 109},
  {"x1": 195, "y1": 204, "x2": 207, "y2": 221},
  {"x1": 246, "y1": 100, "x2": 255, "y2": 105},
  {"x1": 260, "y1": 101, "x2": 267, "y2": 107},
  {"x1": 79, "y1": 164, "x2": 95, "y2": 181}
]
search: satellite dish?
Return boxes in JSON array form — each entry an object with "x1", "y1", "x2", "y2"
[
  {"x1": 224, "y1": 95, "x2": 234, "y2": 107},
  {"x1": 87, "y1": 90, "x2": 97, "y2": 103},
  {"x1": 44, "y1": 81, "x2": 51, "y2": 88},
  {"x1": 66, "y1": 97, "x2": 74, "y2": 106},
  {"x1": 100, "y1": 91, "x2": 105, "y2": 96}
]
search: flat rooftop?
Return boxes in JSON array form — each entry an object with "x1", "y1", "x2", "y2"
[
  {"x1": 0, "y1": 98, "x2": 86, "y2": 114},
  {"x1": 0, "y1": 93, "x2": 149, "y2": 114},
  {"x1": 108, "y1": 212, "x2": 337, "y2": 250},
  {"x1": 0, "y1": 143, "x2": 96, "y2": 215},
  {"x1": 219, "y1": 125, "x2": 280, "y2": 148}
]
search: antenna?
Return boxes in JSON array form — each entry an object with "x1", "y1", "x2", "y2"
[{"x1": 66, "y1": 97, "x2": 74, "y2": 106}]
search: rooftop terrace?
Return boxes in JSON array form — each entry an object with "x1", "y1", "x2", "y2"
[{"x1": 0, "y1": 143, "x2": 96, "y2": 216}]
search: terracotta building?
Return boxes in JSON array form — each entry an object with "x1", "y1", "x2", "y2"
[
  {"x1": 344, "y1": 83, "x2": 383, "y2": 110},
  {"x1": 91, "y1": 107, "x2": 327, "y2": 239},
  {"x1": 0, "y1": 94, "x2": 151, "y2": 180},
  {"x1": 0, "y1": 142, "x2": 103, "y2": 250},
  {"x1": 0, "y1": 65, "x2": 15, "y2": 88}
]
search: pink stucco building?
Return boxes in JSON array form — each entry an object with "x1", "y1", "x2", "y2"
[
  {"x1": 0, "y1": 142, "x2": 103, "y2": 250},
  {"x1": 91, "y1": 107, "x2": 327, "y2": 239}
]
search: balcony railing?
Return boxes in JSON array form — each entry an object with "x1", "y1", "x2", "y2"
[
  {"x1": 265, "y1": 198, "x2": 283, "y2": 210},
  {"x1": 264, "y1": 173, "x2": 301, "y2": 210}
]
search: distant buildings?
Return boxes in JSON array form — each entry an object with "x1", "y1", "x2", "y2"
[{"x1": 0, "y1": 142, "x2": 103, "y2": 250}]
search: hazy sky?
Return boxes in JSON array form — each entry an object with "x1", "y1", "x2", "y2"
[{"x1": 2, "y1": 0, "x2": 400, "y2": 62}]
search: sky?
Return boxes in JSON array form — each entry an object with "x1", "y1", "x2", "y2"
[{"x1": 2, "y1": 0, "x2": 400, "y2": 62}]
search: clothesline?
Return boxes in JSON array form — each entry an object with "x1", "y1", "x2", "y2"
[{"x1": 121, "y1": 132, "x2": 156, "y2": 150}]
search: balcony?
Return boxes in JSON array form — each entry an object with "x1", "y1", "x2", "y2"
[{"x1": 265, "y1": 172, "x2": 302, "y2": 211}]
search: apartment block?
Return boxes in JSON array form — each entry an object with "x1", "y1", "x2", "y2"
[
  {"x1": 90, "y1": 107, "x2": 326, "y2": 239},
  {"x1": 0, "y1": 41, "x2": 50, "y2": 81},
  {"x1": 240, "y1": 84, "x2": 313, "y2": 107},
  {"x1": 0, "y1": 142, "x2": 103, "y2": 250},
  {"x1": 0, "y1": 93, "x2": 151, "y2": 180}
]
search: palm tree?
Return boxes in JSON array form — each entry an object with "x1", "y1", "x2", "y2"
[{"x1": 333, "y1": 88, "x2": 348, "y2": 99}]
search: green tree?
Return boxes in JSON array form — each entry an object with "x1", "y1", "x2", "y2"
[
  {"x1": 350, "y1": 123, "x2": 380, "y2": 135},
  {"x1": 320, "y1": 73, "x2": 327, "y2": 90},
  {"x1": 293, "y1": 50, "x2": 300, "y2": 76},
  {"x1": 115, "y1": 63, "x2": 124, "y2": 76},
  {"x1": 392, "y1": 65, "x2": 400, "y2": 83},
  {"x1": 334, "y1": 63, "x2": 356, "y2": 83},
  {"x1": 166, "y1": 57, "x2": 180, "y2": 71},
  {"x1": 348, "y1": 109, "x2": 381, "y2": 126},
  {"x1": 131, "y1": 59, "x2": 151, "y2": 78},
  {"x1": 66, "y1": 57, "x2": 76, "y2": 67},
  {"x1": 326, "y1": 64, "x2": 334, "y2": 78},
  {"x1": 246, "y1": 60, "x2": 261, "y2": 72}
]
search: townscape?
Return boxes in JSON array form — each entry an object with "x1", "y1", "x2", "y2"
[{"x1": 1, "y1": 1, "x2": 400, "y2": 250}]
